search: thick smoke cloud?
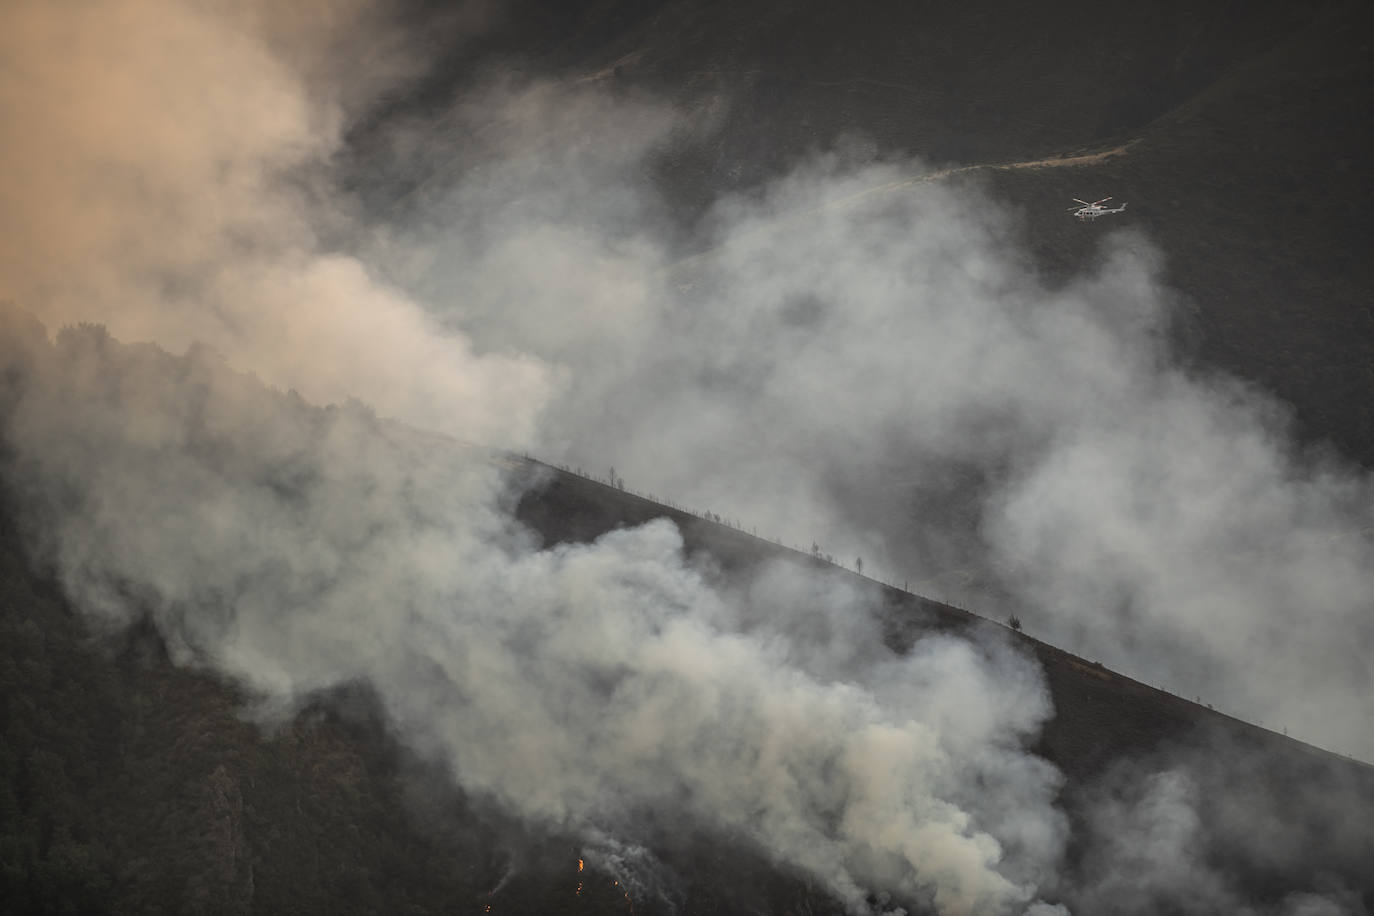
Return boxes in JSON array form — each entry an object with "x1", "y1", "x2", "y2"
[
  {"x1": 391, "y1": 78, "x2": 1374, "y2": 762},
  {"x1": 1, "y1": 0, "x2": 1371, "y2": 913},
  {"x1": 0, "y1": 316, "x2": 1066, "y2": 915},
  {"x1": 1, "y1": 14, "x2": 1074, "y2": 906}
]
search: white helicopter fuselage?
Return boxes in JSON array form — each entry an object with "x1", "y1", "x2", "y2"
[{"x1": 1073, "y1": 202, "x2": 1127, "y2": 220}]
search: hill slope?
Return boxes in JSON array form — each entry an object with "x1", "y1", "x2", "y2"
[
  {"x1": 1, "y1": 318, "x2": 1370, "y2": 913},
  {"x1": 517, "y1": 462, "x2": 1374, "y2": 908},
  {"x1": 4, "y1": 437, "x2": 1372, "y2": 914}
]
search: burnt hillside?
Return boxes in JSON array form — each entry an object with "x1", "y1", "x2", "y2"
[
  {"x1": 4, "y1": 0, "x2": 1374, "y2": 913},
  {"x1": 515, "y1": 461, "x2": 1374, "y2": 907},
  {"x1": 4, "y1": 444, "x2": 1372, "y2": 914}
]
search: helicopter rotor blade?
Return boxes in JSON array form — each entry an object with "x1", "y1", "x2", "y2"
[
  {"x1": 1072, "y1": 199, "x2": 1092, "y2": 205},
  {"x1": 1093, "y1": 197, "x2": 1113, "y2": 205}
]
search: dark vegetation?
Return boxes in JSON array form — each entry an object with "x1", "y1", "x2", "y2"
[{"x1": 0, "y1": 504, "x2": 536, "y2": 916}]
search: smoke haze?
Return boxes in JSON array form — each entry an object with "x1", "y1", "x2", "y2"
[
  {"x1": 0, "y1": 0, "x2": 549, "y2": 445},
  {"x1": 2, "y1": 1, "x2": 1371, "y2": 913},
  {"x1": 389, "y1": 84, "x2": 1374, "y2": 760},
  {"x1": 0, "y1": 314, "x2": 1069, "y2": 915}
]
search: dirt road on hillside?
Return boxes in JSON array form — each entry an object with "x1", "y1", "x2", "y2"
[
  {"x1": 821, "y1": 140, "x2": 1136, "y2": 210},
  {"x1": 666, "y1": 141, "x2": 1136, "y2": 274}
]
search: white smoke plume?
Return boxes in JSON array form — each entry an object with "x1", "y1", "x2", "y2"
[
  {"x1": 392, "y1": 101, "x2": 1374, "y2": 760},
  {"x1": 384, "y1": 77, "x2": 1374, "y2": 761},
  {"x1": 2, "y1": 12, "x2": 1073, "y2": 908},
  {"x1": 0, "y1": 315, "x2": 1067, "y2": 915}
]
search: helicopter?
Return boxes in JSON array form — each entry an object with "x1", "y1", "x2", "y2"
[{"x1": 1068, "y1": 197, "x2": 1128, "y2": 220}]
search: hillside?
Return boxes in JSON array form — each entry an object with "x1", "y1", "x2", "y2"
[
  {"x1": 516, "y1": 463, "x2": 1374, "y2": 906},
  {"x1": 0, "y1": 316, "x2": 1369, "y2": 913},
  {"x1": 0, "y1": 321, "x2": 846, "y2": 916},
  {"x1": 4, "y1": 425, "x2": 1373, "y2": 914}
]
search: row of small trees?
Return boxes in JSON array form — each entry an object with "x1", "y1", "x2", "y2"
[
  {"x1": 529, "y1": 457, "x2": 1363, "y2": 746},
  {"x1": 538, "y1": 460, "x2": 907, "y2": 591}
]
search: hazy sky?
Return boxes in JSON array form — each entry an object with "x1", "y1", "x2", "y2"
[{"x1": 1, "y1": 1, "x2": 1370, "y2": 913}]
